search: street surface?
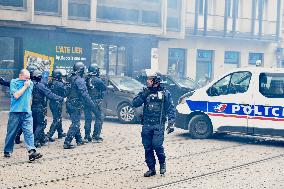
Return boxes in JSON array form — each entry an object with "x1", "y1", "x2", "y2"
[{"x1": 0, "y1": 112, "x2": 284, "y2": 189}]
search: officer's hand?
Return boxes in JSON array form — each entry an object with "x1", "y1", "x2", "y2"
[
  {"x1": 166, "y1": 123, "x2": 175, "y2": 134},
  {"x1": 142, "y1": 87, "x2": 150, "y2": 98},
  {"x1": 64, "y1": 97, "x2": 67, "y2": 102}
]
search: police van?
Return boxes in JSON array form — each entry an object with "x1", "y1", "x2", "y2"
[{"x1": 175, "y1": 67, "x2": 284, "y2": 139}]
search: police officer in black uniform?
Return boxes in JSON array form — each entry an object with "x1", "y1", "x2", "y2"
[
  {"x1": 64, "y1": 62, "x2": 97, "y2": 149},
  {"x1": 0, "y1": 77, "x2": 10, "y2": 87},
  {"x1": 132, "y1": 70, "x2": 175, "y2": 177},
  {"x1": 30, "y1": 69, "x2": 64, "y2": 147},
  {"x1": 47, "y1": 69, "x2": 67, "y2": 142},
  {"x1": 84, "y1": 64, "x2": 106, "y2": 143}
]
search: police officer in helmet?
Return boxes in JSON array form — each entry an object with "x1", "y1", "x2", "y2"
[
  {"x1": 47, "y1": 69, "x2": 67, "y2": 141},
  {"x1": 29, "y1": 68, "x2": 64, "y2": 147},
  {"x1": 132, "y1": 70, "x2": 175, "y2": 177},
  {"x1": 84, "y1": 64, "x2": 106, "y2": 143},
  {"x1": 64, "y1": 62, "x2": 97, "y2": 149}
]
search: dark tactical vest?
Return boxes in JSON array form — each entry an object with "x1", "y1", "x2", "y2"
[
  {"x1": 67, "y1": 74, "x2": 80, "y2": 100},
  {"x1": 32, "y1": 81, "x2": 47, "y2": 109},
  {"x1": 86, "y1": 76, "x2": 101, "y2": 99},
  {"x1": 49, "y1": 80, "x2": 65, "y2": 98},
  {"x1": 143, "y1": 90, "x2": 166, "y2": 125}
]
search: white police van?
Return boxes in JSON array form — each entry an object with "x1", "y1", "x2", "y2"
[{"x1": 175, "y1": 67, "x2": 284, "y2": 139}]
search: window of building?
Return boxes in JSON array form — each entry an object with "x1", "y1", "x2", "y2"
[
  {"x1": 142, "y1": 10, "x2": 161, "y2": 25},
  {"x1": 198, "y1": 0, "x2": 204, "y2": 15},
  {"x1": 168, "y1": 0, "x2": 178, "y2": 9},
  {"x1": 207, "y1": 71, "x2": 251, "y2": 96},
  {"x1": 224, "y1": 51, "x2": 240, "y2": 72},
  {"x1": 97, "y1": 0, "x2": 162, "y2": 27},
  {"x1": 259, "y1": 73, "x2": 284, "y2": 98},
  {"x1": 167, "y1": 0, "x2": 181, "y2": 30},
  {"x1": 248, "y1": 52, "x2": 263, "y2": 66},
  {"x1": 168, "y1": 48, "x2": 186, "y2": 77},
  {"x1": 226, "y1": 0, "x2": 239, "y2": 18},
  {"x1": 0, "y1": 0, "x2": 25, "y2": 8},
  {"x1": 167, "y1": 17, "x2": 180, "y2": 30},
  {"x1": 196, "y1": 50, "x2": 214, "y2": 84},
  {"x1": 68, "y1": 0, "x2": 90, "y2": 20},
  {"x1": 91, "y1": 43, "x2": 126, "y2": 76},
  {"x1": 143, "y1": 0, "x2": 161, "y2": 2},
  {"x1": 97, "y1": 6, "x2": 139, "y2": 23},
  {"x1": 34, "y1": 0, "x2": 61, "y2": 15}
]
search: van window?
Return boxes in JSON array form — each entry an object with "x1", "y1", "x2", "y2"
[
  {"x1": 259, "y1": 73, "x2": 284, "y2": 98},
  {"x1": 207, "y1": 71, "x2": 251, "y2": 96},
  {"x1": 228, "y1": 72, "x2": 252, "y2": 94},
  {"x1": 208, "y1": 74, "x2": 231, "y2": 96}
]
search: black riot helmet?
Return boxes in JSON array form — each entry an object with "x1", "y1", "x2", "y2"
[
  {"x1": 145, "y1": 69, "x2": 161, "y2": 85},
  {"x1": 52, "y1": 69, "x2": 63, "y2": 80},
  {"x1": 73, "y1": 62, "x2": 86, "y2": 76},
  {"x1": 31, "y1": 69, "x2": 43, "y2": 81},
  {"x1": 88, "y1": 64, "x2": 100, "y2": 76},
  {"x1": 26, "y1": 65, "x2": 38, "y2": 77}
]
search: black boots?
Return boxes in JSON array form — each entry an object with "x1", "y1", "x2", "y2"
[
  {"x1": 58, "y1": 133, "x2": 66, "y2": 139},
  {"x1": 160, "y1": 163, "x2": 166, "y2": 174},
  {"x1": 63, "y1": 143, "x2": 75, "y2": 149},
  {"x1": 144, "y1": 163, "x2": 166, "y2": 177},
  {"x1": 28, "y1": 149, "x2": 43, "y2": 161},
  {"x1": 84, "y1": 135, "x2": 92, "y2": 143},
  {"x1": 144, "y1": 169, "x2": 156, "y2": 177},
  {"x1": 92, "y1": 137, "x2": 103, "y2": 143}
]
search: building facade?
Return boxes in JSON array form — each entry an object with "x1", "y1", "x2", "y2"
[
  {"x1": 0, "y1": 0, "x2": 186, "y2": 110},
  {"x1": 158, "y1": 0, "x2": 283, "y2": 82}
]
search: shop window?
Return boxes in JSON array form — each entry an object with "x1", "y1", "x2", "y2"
[
  {"x1": 35, "y1": 0, "x2": 61, "y2": 15},
  {"x1": 91, "y1": 43, "x2": 126, "y2": 76},
  {"x1": 248, "y1": 52, "x2": 263, "y2": 66},
  {"x1": 259, "y1": 73, "x2": 284, "y2": 98},
  {"x1": 68, "y1": 0, "x2": 90, "y2": 19},
  {"x1": 196, "y1": 50, "x2": 214, "y2": 85},
  {"x1": 0, "y1": 0, "x2": 25, "y2": 8},
  {"x1": 0, "y1": 37, "x2": 21, "y2": 110},
  {"x1": 224, "y1": 51, "x2": 240, "y2": 72},
  {"x1": 168, "y1": 48, "x2": 186, "y2": 77}
]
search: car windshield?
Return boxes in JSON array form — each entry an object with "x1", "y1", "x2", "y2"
[
  {"x1": 173, "y1": 77, "x2": 199, "y2": 89},
  {"x1": 110, "y1": 76, "x2": 144, "y2": 92}
]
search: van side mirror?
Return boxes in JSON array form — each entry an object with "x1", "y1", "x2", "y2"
[
  {"x1": 107, "y1": 85, "x2": 114, "y2": 90},
  {"x1": 207, "y1": 86, "x2": 218, "y2": 96}
]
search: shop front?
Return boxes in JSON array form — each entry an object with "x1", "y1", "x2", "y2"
[{"x1": 0, "y1": 27, "x2": 157, "y2": 110}]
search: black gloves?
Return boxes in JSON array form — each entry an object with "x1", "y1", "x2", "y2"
[
  {"x1": 166, "y1": 123, "x2": 174, "y2": 134},
  {"x1": 142, "y1": 87, "x2": 150, "y2": 99}
]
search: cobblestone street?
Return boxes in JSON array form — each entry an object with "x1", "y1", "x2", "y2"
[{"x1": 1, "y1": 112, "x2": 284, "y2": 189}]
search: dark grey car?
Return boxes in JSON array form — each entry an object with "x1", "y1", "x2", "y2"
[{"x1": 102, "y1": 75, "x2": 144, "y2": 124}]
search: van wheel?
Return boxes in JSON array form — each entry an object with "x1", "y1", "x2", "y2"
[
  {"x1": 189, "y1": 115, "x2": 213, "y2": 139},
  {"x1": 117, "y1": 103, "x2": 136, "y2": 124}
]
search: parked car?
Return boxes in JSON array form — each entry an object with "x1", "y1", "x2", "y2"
[
  {"x1": 176, "y1": 67, "x2": 284, "y2": 139},
  {"x1": 135, "y1": 71, "x2": 200, "y2": 105},
  {"x1": 102, "y1": 75, "x2": 144, "y2": 124}
]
